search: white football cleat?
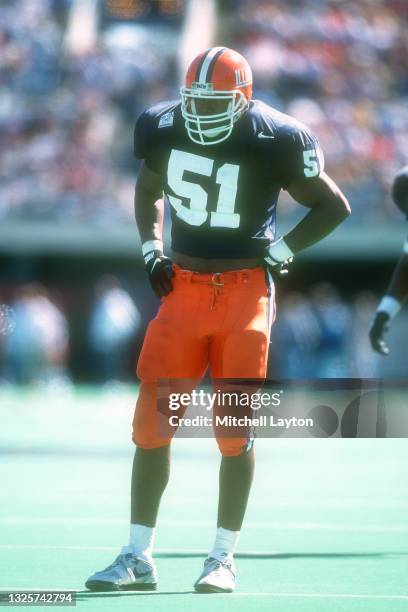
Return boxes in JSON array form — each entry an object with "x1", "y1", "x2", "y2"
[
  {"x1": 194, "y1": 556, "x2": 236, "y2": 593},
  {"x1": 85, "y1": 549, "x2": 157, "y2": 591}
]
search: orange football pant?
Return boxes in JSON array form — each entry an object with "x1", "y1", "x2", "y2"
[{"x1": 133, "y1": 265, "x2": 275, "y2": 456}]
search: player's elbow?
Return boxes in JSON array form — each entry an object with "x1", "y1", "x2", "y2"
[
  {"x1": 329, "y1": 191, "x2": 351, "y2": 223},
  {"x1": 338, "y1": 196, "x2": 351, "y2": 220},
  {"x1": 319, "y1": 172, "x2": 351, "y2": 221}
]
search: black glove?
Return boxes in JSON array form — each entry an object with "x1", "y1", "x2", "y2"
[
  {"x1": 144, "y1": 249, "x2": 174, "y2": 298},
  {"x1": 369, "y1": 312, "x2": 390, "y2": 355},
  {"x1": 264, "y1": 256, "x2": 294, "y2": 277}
]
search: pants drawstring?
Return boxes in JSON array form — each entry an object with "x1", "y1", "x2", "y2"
[
  {"x1": 210, "y1": 285, "x2": 223, "y2": 310},
  {"x1": 210, "y1": 274, "x2": 224, "y2": 310}
]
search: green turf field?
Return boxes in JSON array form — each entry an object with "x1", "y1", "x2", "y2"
[{"x1": 1, "y1": 385, "x2": 408, "y2": 611}]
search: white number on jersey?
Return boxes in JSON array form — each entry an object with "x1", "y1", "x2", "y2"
[
  {"x1": 167, "y1": 149, "x2": 240, "y2": 228},
  {"x1": 303, "y1": 149, "x2": 320, "y2": 178}
]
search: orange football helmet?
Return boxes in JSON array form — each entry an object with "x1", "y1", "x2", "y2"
[{"x1": 181, "y1": 47, "x2": 253, "y2": 145}]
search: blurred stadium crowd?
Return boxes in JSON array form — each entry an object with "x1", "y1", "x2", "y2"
[
  {"x1": 0, "y1": 0, "x2": 181, "y2": 225},
  {"x1": 0, "y1": 277, "x2": 141, "y2": 385},
  {"x1": 1, "y1": 0, "x2": 408, "y2": 224}
]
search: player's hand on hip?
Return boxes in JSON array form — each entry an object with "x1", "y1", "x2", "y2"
[
  {"x1": 369, "y1": 312, "x2": 390, "y2": 355},
  {"x1": 144, "y1": 249, "x2": 175, "y2": 298},
  {"x1": 264, "y1": 237, "x2": 294, "y2": 277}
]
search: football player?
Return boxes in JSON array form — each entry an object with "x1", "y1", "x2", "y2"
[
  {"x1": 370, "y1": 167, "x2": 408, "y2": 355},
  {"x1": 85, "y1": 47, "x2": 350, "y2": 594}
]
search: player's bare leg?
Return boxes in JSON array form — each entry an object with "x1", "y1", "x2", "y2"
[
  {"x1": 217, "y1": 446, "x2": 254, "y2": 532},
  {"x1": 131, "y1": 445, "x2": 171, "y2": 526},
  {"x1": 85, "y1": 446, "x2": 169, "y2": 591},
  {"x1": 194, "y1": 446, "x2": 254, "y2": 593}
]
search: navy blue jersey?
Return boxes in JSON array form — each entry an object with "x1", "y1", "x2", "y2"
[{"x1": 134, "y1": 99, "x2": 324, "y2": 259}]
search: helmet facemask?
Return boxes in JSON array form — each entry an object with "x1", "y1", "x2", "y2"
[{"x1": 180, "y1": 84, "x2": 248, "y2": 146}]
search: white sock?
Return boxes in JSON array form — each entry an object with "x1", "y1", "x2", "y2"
[
  {"x1": 208, "y1": 527, "x2": 239, "y2": 562},
  {"x1": 123, "y1": 523, "x2": 155, "y2": 561}
]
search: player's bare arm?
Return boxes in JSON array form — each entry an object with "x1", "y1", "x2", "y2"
[
  {"x1": 285, "y1": 172, "x2": 351, "y2": 252},
  {"x1": 135, "y1": 162, "x2": 174, "y2": 298},
  {"x1": 370, "y1": 166, "x2": 408, "y2": 355},
  {"x1": 370, "y1": 250, "x2": 408, "y2": 355},
  {"x1": 264, "y1": 171, "x2": 350, "y2": 274},
  {"x1": 134, "y1": 161, "x2": 164, "y2": 244},
  {"x1": 385, "y1": 251, "x2": 408, "y2": 303}
]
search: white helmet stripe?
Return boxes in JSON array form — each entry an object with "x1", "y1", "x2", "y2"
[{"x1": 198, "y1": 46, "x2": 225, "y2": 84}]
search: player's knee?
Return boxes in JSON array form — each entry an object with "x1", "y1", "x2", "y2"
[
  {"x1": 132, "y1": 382, "x2": 171, "y2": 449},
  {"x1": 136, "y1": 360, "x2": 156, "y2": 383},
  {"x1": 216, "y1": 437, "x2": 254, "y2": 457},
  {"x1": 132, "y1": 409, "x2": 172, "y2": 449},
  {"x1": 132, "y1": 426, "x2": 171, "y2": 450}
]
